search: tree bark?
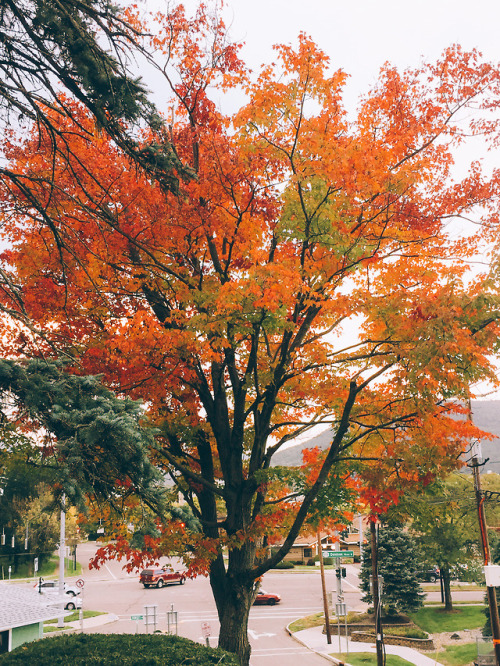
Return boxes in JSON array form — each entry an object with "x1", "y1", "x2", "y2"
[
  {"x1": 442, "y1": 566, "x2": 453, "y2": 611},
  {"x1": 217, "y1": 590, "x2": 253, "y2": 666},
  {"x1": 211, "y1": 571, "x2": 254, "y2": 666},
  {"x1": 205, "y1": 536, "x2": 258, "y2": 666}
]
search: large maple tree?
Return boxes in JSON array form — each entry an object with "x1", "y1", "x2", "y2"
[{"x1": 1, "y1": 4, "x2": 500, "y2": 664}]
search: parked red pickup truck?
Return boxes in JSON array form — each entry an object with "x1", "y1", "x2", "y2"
[{"x1": 139, "y1": 566, "x2": 186, "y2": 588}]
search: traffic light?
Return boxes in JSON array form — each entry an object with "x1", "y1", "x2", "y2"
[{"x1": 335, "y1": 567, "x2": 346, "y2": 578}]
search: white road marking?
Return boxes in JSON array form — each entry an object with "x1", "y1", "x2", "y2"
[
  {"x1": 248, "y1": 630, "x2": 276, "y2": 639},
  {"x1": 104, "y1": 564, "x2": 117, "y2": 580}
]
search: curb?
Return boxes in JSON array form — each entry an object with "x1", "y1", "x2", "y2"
[
  {"x1": 44, "y1": 613, "x2": 119, "y2": 636},
  {"x1": 285, "y1": 620, "x2": 345, "y2": 665},
  {"x1": 68, "y1": 613, "x2": 119, "y2": 630}
]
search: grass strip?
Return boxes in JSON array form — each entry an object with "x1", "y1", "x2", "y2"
[
  {"x1": 45, "y1": 610, "x2": 105, "y2": 625},
  {"x1": 427, "y1": 643, "x2": 478, "y2": 666},
  {"x1": 288, "y1": 612, "x2": 324, "y2": 632}
]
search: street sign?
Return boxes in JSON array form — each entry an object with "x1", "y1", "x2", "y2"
[
  {"x1": 76, "y1": 578, "x2": 85, "y2": 588},
  {"x1": 322, "y1": 550, "x2": 354, "y2": 558},
  {"x1": 201, "y1": 622, "x2": 211, "y2": 647},
  {"x1": 335, "y1": 602, "x2": 347, "y2": 616},
  {"x1": 131, "y1": 614, "x2": 144, "y2": 621}
]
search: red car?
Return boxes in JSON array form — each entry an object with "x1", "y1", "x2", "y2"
[
  {"x1": 253, "y1": 590, "x2": 281, "y2": 606},
  {"x1": 140, "y1": 566, "x2": 186, "y2": 588}
]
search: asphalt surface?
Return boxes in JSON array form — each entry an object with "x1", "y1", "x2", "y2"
[{"x1": 70, "y1": 542, "x2": 484, "y2": 666}]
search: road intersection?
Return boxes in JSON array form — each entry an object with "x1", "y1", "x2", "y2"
[{"x1": 69, "y1": 542, "x2": 483, "y2": 665}]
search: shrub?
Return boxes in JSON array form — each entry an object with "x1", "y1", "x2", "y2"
[
  {"x1": 273, "y1": 560, "x2": 294, "y2": 569},
  {"x1": 0, "y1": 634, "x2": 239, "y2": 665},
  {"x1": 384, "y1": 626, "x2": 428, "y2": 640}
]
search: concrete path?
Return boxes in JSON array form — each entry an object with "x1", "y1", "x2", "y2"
[
  {"x1": 293, "y1": 626, "x2": 445, "y2": 666},
  {"x1": 46, "y1": 612, "x2": 119, "y2": 634}
]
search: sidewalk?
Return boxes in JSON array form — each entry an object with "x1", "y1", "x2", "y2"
[
  {"x1": 47, "y1": 612, "x2": 119, "y2": 634},
  {"x1": 68, "y1": 613, "x2": 119, "y2": 630},
  {"x1": 292, "y1": 625, "x2": 444, "y2": 666}
]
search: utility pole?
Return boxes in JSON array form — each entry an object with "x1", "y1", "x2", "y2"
[
  {"x1": 318, "y1": 531, "x2": 332, "y2": 644},
  {"x1": 370, "y1": 521, "x2": 384, "y2": 666},
  {"x1": 469, "y1": 399, "x2": 500, "y2": 666},
  {"x1": 472, "y1": 456, "x2": 500, "y2": 666}
]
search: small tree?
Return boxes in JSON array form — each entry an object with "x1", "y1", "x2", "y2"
[
  {"x1": 361, "y1": 524, "x2": 424, "y2": 616},
  {"x1": 390, "y1": 474, "x2": 480, "y2": 611}
]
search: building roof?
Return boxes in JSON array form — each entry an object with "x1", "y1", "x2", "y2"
[
  {"x1": 0, "y1": 583, "x2": 68, "y2": 632},
  {"x1": 276, "y1": 532, "x2": 336, "y2": 548}
]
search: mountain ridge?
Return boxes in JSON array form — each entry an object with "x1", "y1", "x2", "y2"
[{"x1": 271, "y1": 400, "x2": 500, "y2": 472}]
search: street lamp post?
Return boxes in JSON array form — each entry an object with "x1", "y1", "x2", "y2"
[{"x1": 57, "y1": 494, "x2": 66, "y2": 628}]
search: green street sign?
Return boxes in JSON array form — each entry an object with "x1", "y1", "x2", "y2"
[
  {"x1": 131, "y1": 615, "x2": 144, "y2": 621},
  {"x1": 322, "y1": 550, "x2": 354, "y2": 558}
]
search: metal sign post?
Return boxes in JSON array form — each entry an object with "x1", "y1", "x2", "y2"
[
  {"x1": 76, "y1": 579, "x2": 85, "y2": 631},
  {"x1": 318, "y1": 533, "x2": 332, "y2": 644},
  {"x1": 201, "y1": 622, "x2": 211, "y2": 647},
  {"x1": 131, "y1": 614, "x2": 144, "y2": 634},
  {"x1": 166, "y1": 604, "x2": 178, "y2": 635},
  {"x1": 144, "y1": 605, "x2": 158, "y2": 633},
  {"x1": 335, "y1": 602, "x2": 347, "y2": 653}
]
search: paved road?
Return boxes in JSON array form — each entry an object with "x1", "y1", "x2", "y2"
[
  {"x1": 72, "y1": 543, "x2": 485, "y2": 665},
  {"x1": 74, "y1": 542, "x2": 365, "y2": 665}
]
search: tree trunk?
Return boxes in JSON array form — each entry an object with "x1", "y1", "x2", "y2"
[
  {"x1": 442, "y1": 566, "x2": 453, "y2": 611},
  {"x1": 218, "y1": 588, "x2": 253, "y2": 666},
  {"x1": 212, "y1": 574, "x2": 254, "y2": 666},
  {"x1": 205, "y1": 540, "x2": 257, "y2": 666}
]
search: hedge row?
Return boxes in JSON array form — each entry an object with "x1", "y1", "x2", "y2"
[{"x1": 0, "y1": 634, "x2": 239, "y2": 665}]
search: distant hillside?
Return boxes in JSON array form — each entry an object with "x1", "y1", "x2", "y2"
[{"x1": 271, "y1": 400, "x2": 500, "y2": 472}]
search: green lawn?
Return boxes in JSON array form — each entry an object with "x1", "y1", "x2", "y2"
[
  {"x1": 410, "y1": 606, "x2": 486, "y2": 633},
  {"x1": 1, "y1": 555, "x2": 81, "y2": 580},
  {"x1": 45, "y1": 610, "x2": 105, "y2": 624},
  {"x1": 288, "y1": 612, "x2": 324, "y2": 632},
  {"x1": 329, "y1": 653, "x2": 412, "y2": 666},
  {"x1": 43, "y1": 626, "x2": 65, "y2": 634},
  {"x1": 429, "y1": 643, "x2": 479, "y2": 666},
  {"x1": 330, "y1": 638, "x2": 479, "y2": 666}
]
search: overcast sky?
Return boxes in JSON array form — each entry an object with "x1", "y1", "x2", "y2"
[
  {"x1": 176, "y1": 0, "x2": 500, "y2": 111},
  {"x1": 174, "y1": 0, "x2": 500, "y2": 401}
]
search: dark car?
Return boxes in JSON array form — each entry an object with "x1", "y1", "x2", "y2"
[
  {"x1": 140, "y1": 566, "x2": 186, "y2": 588},
  {"x1": 253, "y1": 590, "x2": 281, "y2": 606},
  {"x1": 417, "y1": 566, "x2": 440, "y2": 583}
]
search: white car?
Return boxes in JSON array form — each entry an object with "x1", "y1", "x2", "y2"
[
  {"x1": 40, "y1": 590, "x2": 82, "y2": 611},
  {"x1": 34, "y1": 580, "x2": 80, "y2": 596}
]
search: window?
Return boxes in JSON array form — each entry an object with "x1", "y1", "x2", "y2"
[{"x1": 0, "y1": 630, "x2": 9, "y2": 654}]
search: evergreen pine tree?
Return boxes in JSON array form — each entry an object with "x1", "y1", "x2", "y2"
[{"x1": 360, "y1": 524, "x2": 424, "y2": 616}]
